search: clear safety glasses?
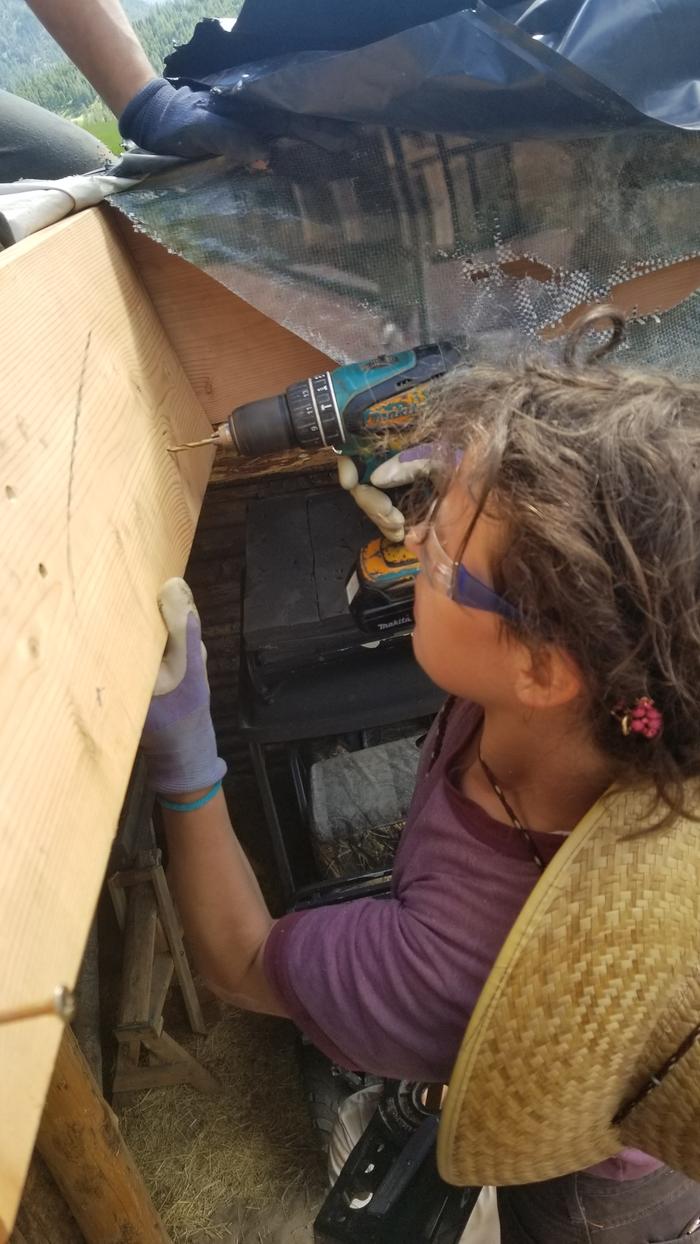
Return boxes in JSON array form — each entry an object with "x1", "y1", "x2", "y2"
[{"x1": 409, "y1": 500, "x2": 518, "y2": 621}]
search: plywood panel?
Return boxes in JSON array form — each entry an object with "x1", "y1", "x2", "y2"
[
  {"x1": 114, "y1": 213, "x2": 336, "y2": 483},
  {"x1": 0, "y1": 208, "x2": 213, "y2": 1238}
]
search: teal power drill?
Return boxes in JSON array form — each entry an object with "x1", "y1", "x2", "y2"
[
  {"x1": 172, "y1": 342, "x2": 463, "y2": 467},
  {"x1": 170, "y1": 342, "x2": 464, "y2": 634}
]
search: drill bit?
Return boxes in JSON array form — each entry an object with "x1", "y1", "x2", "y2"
[
  {"x1": 0, "y1": 984, "x2": 75, "y2": 1026},
  {"x1": 167, "y1": 433, "x2": 220, "y2": 453},
  {"x1": 167, "y1": 421, "x2": 235, "y2": 454}
]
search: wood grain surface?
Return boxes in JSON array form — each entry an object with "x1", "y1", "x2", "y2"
[
  {"x1": 37, "y1": 1029, "x2": 171, "y2": 1244},
  {"x1": 0, "y1": 207, "x2": 213, "y2": 1236},
  {"x1": 114, "y1": 214, "x2": 337, "y2": 484}
]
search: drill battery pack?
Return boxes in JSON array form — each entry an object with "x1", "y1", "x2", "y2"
[
  {"x1": 346, "y1": 536, "x2": 418, "y2": 637},
  {"x1": 242, "y1": 489, "x2": 415, "y2": 696}
]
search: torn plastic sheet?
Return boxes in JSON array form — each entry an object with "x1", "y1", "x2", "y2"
[
  {"x1": 112, "y1": 124, "x2": 700, "y2": 374},
  {"x1": 166, "y1": 1, "x2": 699, "y2": 136},
  {"x1": 0, "y1": 153, "x2": 182, "y2": 247}
]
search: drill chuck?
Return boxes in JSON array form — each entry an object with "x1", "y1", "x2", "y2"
[
  {"x1": 225, "y1": 372, "x2": 344, "y2": 456},
  {"x1": 223, "y1": 393, "x2": 296, "y2": 455}
]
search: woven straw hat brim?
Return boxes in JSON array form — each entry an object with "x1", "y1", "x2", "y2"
[{"x1": 437, "y1": 784, "x2": 700, "y2": 1187}]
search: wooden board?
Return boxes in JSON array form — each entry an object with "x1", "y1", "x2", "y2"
[
  {"x1": 541, "y1": 255, "x2": 700, "y2": 339},
  {"x1": 0, "y1": 207, "x2": 213, "y2": 1238},
  {"x1": 114, "y1": 213, "x2": 337, "y2": 483}
]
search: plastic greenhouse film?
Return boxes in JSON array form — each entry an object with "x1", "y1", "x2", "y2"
[
  {"x1": 164, "y1": 0, "x2": 471, "y2": 74},
  {"x1": 113, "y1": 122, "x2": 700, "y2": 376},
  {"x1": 164, "y1": 2, "x2": 695, "y2": 141},
  {"x1": 115, "y1": 1, "x2": 699, "y2": 377},
  {"x1": 511, "y1": 0, "x2": 700, "y2": 130}
]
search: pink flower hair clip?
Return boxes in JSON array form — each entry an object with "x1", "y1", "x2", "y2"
[{"x1": 612, "y1": 696, "x2": 663, "y2": 740}]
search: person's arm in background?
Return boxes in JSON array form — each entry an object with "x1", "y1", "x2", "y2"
[
  {"x1": 23, "y1": 0, "x2": 265, "y2": 157},
  {"x1": 25, "y1": 0, "x2": 155, "y2": 116},
  {"x1": 140, "y1": 578, "x2": 287, "y2": 1014},
  {"x1": 24, "y1": 0, "x2": 350, "y2": 157}
]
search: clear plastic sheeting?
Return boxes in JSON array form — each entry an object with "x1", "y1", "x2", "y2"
[{"x1": 114, "y1": 124, "x2": 700, "y2": 373}]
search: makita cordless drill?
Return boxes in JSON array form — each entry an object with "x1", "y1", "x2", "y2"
[
  {"x1": 172, "y1": 342, "x2": 462, "y2": 464},
  {"x1": 171, "y1": 342, "x2": 464, "y2": 634}
]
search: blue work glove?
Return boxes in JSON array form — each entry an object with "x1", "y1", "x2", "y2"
[
  {"x1": 119, "y1": 77, "x2": 266, "y2": 160},
  {"x1": 140, "y1": 579, "x2": 227, "y2": 795}
]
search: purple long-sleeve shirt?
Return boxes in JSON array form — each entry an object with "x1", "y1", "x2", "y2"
[{"x1": 263, "y1": 699, "x2": 660, "y2": 1181}]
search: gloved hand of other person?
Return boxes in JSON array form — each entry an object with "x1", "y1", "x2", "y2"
[
  {"x1": 120, "y1": 77, "x2": 356, "y2": 162},
  {"x1": 119, "y1": 78, "x2": 267, "y2": 160},
  {"x1": 337, "y1": 444, "x2": 440, "y2": 543},
  {"x1": 140, "y1": 578, "x2": 227, "y2": 796}
]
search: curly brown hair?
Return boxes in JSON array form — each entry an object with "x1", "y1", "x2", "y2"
[{"x1": 414, "y1": 309, "x2": 700, "y2": 816}]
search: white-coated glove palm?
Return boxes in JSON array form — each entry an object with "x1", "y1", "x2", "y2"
[
  {"x1": 337, "y1": 445, "x2": 439, "y2": 543},
  {"x1": 140, "y1": 578, "x2": 226, "y2": 795}
]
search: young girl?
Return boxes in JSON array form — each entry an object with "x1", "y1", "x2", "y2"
[{"x1": 142, "y1": 310, "x2": 700, "y2": 1242}]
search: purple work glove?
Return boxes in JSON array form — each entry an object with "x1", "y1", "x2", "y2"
[
  {"x1": 119, "y1": 77, "x2": 266, "y2": 160},
  {"x1": 140, "y1": 579, "x2": 227, "y2": 796}
]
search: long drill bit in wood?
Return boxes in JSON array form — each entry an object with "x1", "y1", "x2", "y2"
[
  {"x1": 168, "y1": 420, "x2": 235, "y2": 453},
  {"x1": 167, "y1": 434, "x2": 220, "y2": 453},
  {"x1": 0, "y1": 985, "x2": 75, "y2": 1025}
]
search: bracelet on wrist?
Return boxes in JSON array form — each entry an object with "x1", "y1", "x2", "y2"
[{"x1": 157, "y1": 780, "x2": 222, "y2": 813}]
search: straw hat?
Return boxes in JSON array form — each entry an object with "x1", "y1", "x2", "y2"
[{"x1": 438, "y1": 784, "x2": 700, "y2": 1186}]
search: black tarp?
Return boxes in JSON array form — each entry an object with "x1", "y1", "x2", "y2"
[{"x1": 166, "y1": 0, "x2": 699, "y2": 134}]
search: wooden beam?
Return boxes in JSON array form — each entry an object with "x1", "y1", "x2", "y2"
[
  {"x1": 0, "y1": 207, "x2": 213, "y2": 1235},
  {"x1": 135, "y1": 1031, "x2": 217, "y2": 1096},
  {"x1": 541, "y1": 255, "x2": 700, "y2": 339},
  {"x1": 114, "y1": 213, "x2": 336, "y2": 484},
  {"x1": 37, "y1": 1028, "x2": 171, "y2": 1244}
]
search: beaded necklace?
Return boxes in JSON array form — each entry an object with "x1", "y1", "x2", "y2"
[
  {"x1": 428, "y1": 695, "x2": 546, "y2": 872},
  {"x1": 478, "y1": 754, "x2": 546, "y2": 872}
]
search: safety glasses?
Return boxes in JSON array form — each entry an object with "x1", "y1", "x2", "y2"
[{"x1": 409, "y1": 499, "x2": 518, "y2": 621}]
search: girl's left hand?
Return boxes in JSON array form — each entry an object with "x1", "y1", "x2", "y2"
[{"x1": 140, "y1": 579, "x2": 227, "y2": 797}]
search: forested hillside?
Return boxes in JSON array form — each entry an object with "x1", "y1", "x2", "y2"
[
  {"x1": 0, "y1": 0, "x2": 151, "y2": 89},
  {"x1": 6, "y1": 0, "x2": 239, "y2": 116}
]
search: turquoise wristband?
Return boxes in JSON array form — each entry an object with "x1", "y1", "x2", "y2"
[{"x1": 157, "y1": 780, "x2": 222, "y2": 813}]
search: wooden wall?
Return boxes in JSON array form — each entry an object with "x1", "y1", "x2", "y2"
[{"x1": 115, "y1": 216, "x2": 337, "y2": 485}]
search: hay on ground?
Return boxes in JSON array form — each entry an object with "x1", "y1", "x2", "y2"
[
  {"x1": 119, "y1": 1002, "x2": 326, "y2": 1243},
  {"x1": 315, "y1": 819, "x2": 404, "y2": 879}
]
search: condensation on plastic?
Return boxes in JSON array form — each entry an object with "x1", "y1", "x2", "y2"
[
  {"x1": 114, "y1": 124, "x2": 700, "y2": 375},
  {"x1": 166, "y1": 1, "x2": 700, "y2": 135}
]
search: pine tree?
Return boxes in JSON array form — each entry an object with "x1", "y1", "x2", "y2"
[{"x1": 11, "y1": 0, "x2": 243, "y2": 118}]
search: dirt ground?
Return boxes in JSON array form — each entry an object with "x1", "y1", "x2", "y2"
[{"x1": 190, "y1": 1193, "x2": 321, "y2": 1244}]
